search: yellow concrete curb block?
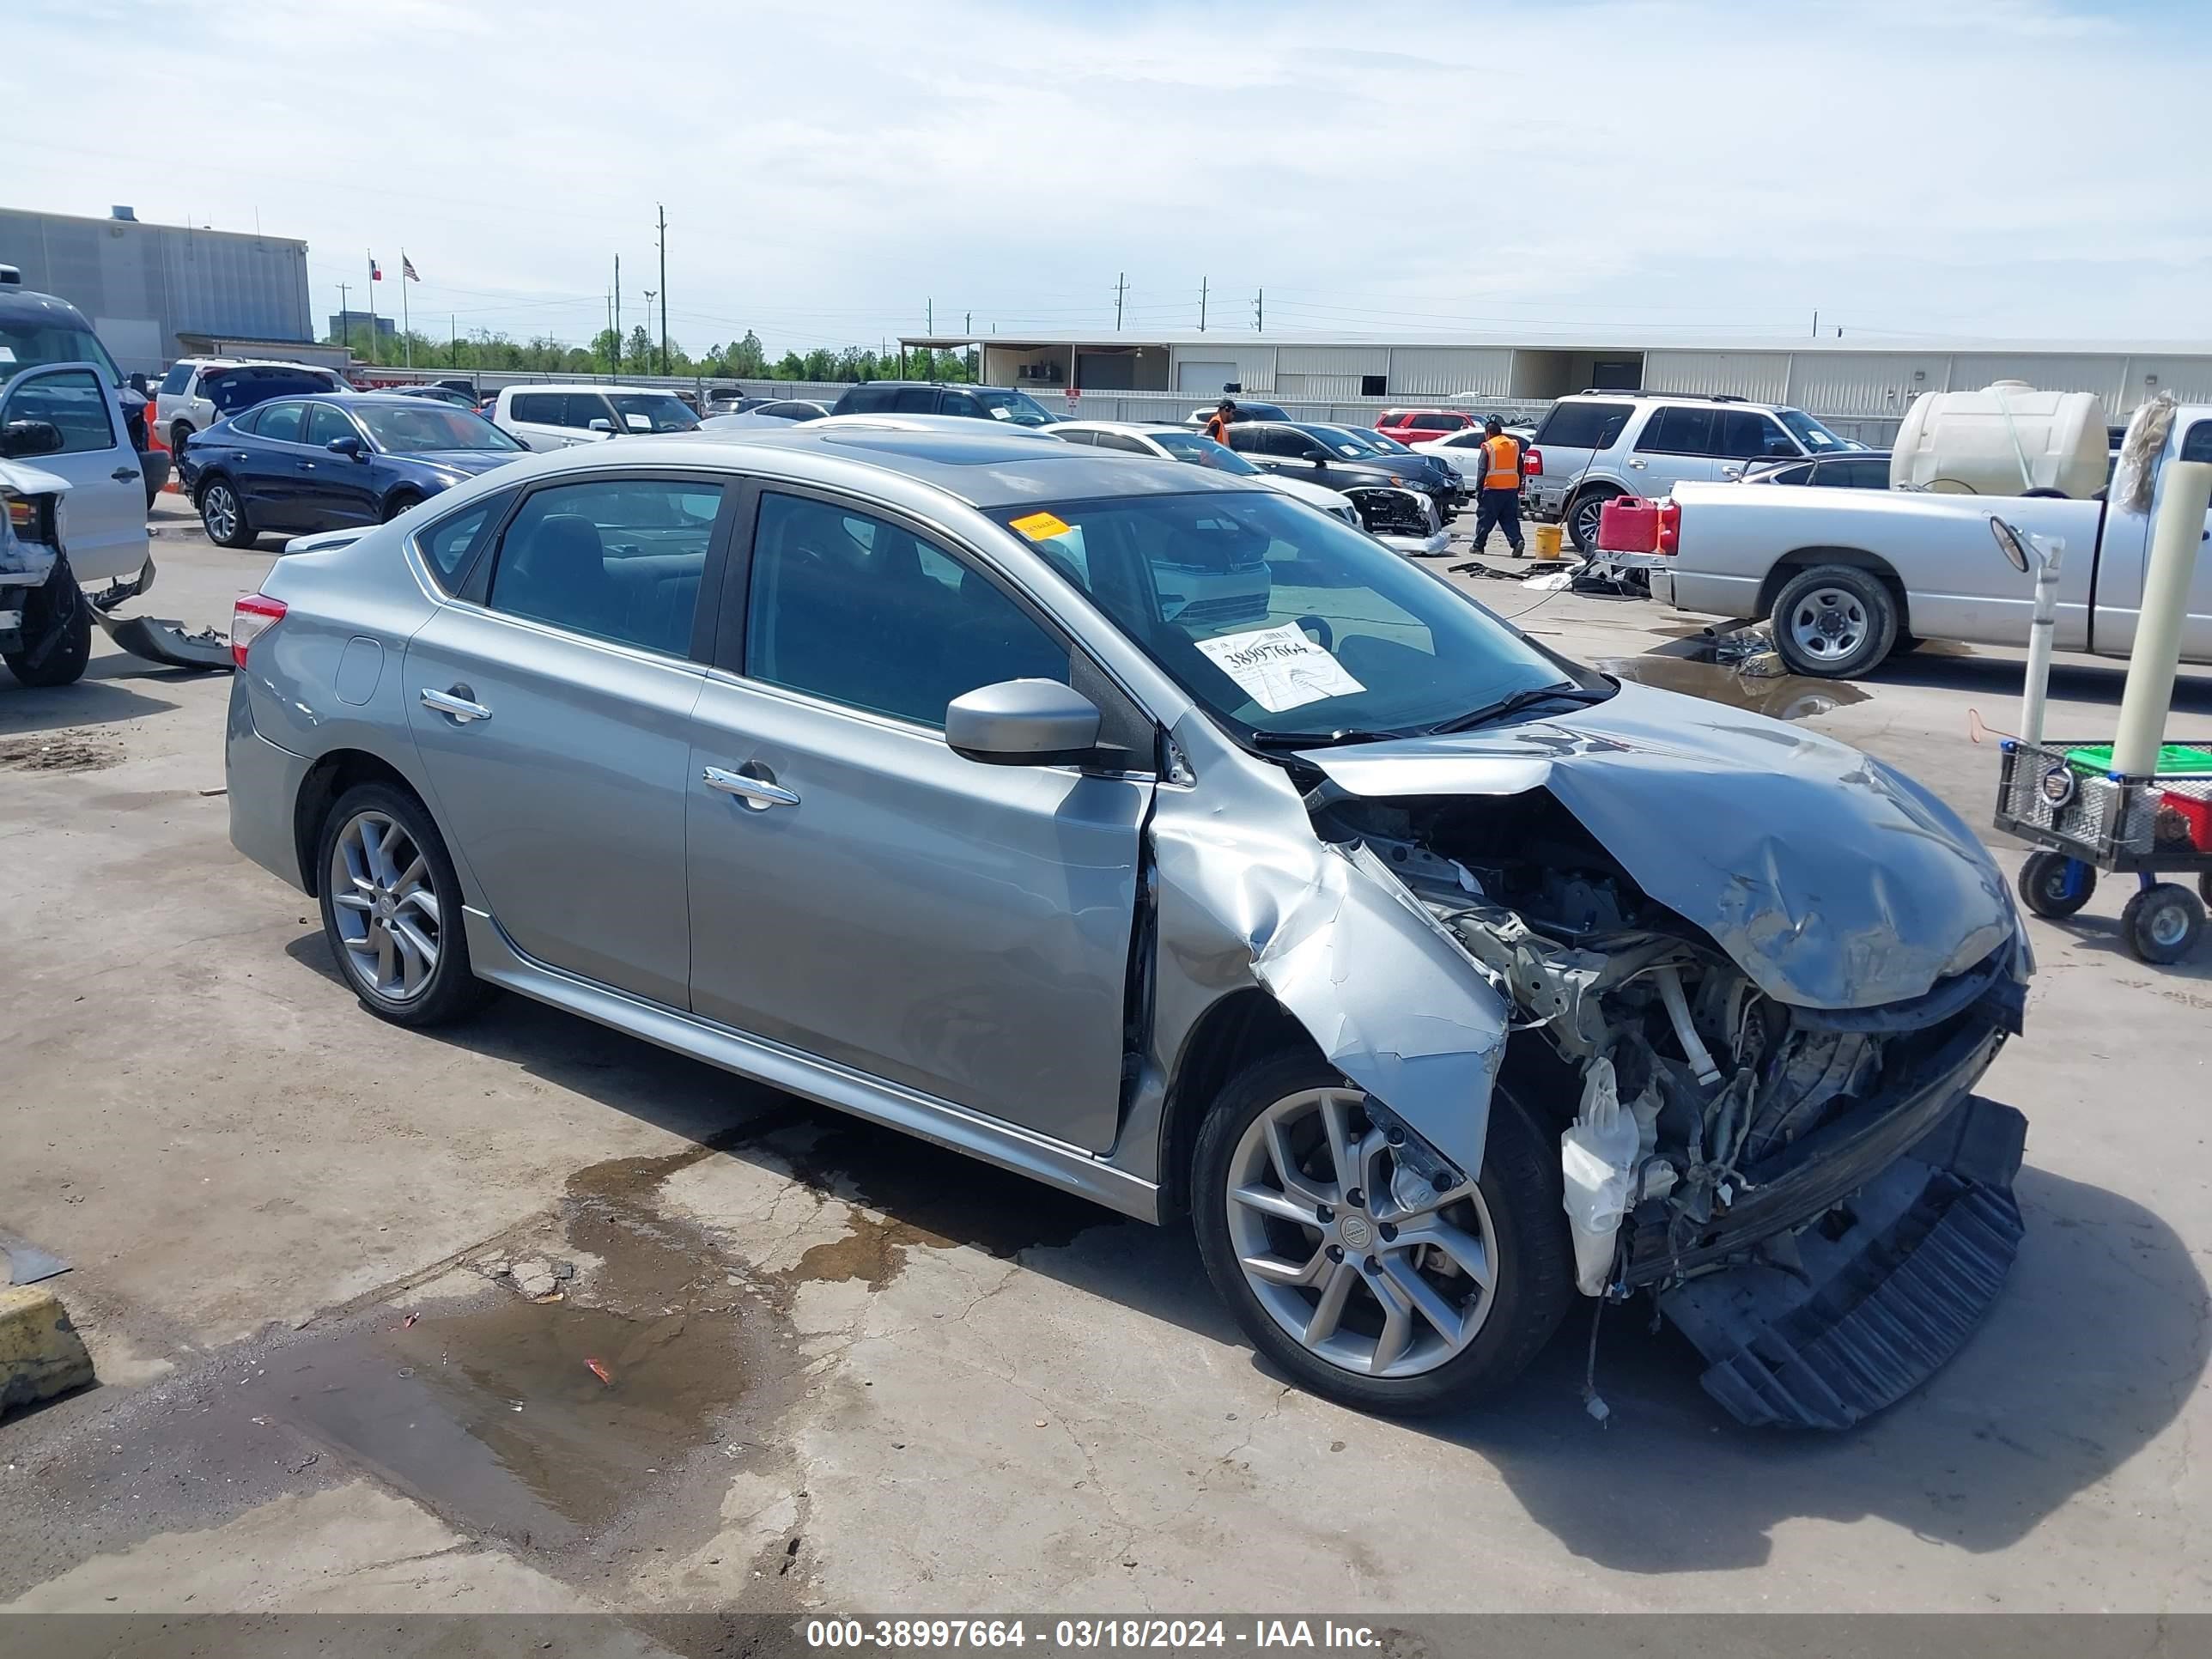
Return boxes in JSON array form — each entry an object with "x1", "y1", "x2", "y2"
[{"x1": 0, "y1": 1284, "x2": 94, "y2": 1415}]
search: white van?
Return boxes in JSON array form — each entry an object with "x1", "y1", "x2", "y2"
[{"x1": 492, "y1": 384, "x2": 700, "y2": 452}]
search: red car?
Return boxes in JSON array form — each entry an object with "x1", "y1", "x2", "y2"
[{"x1": 1375, "y1": 408, "x2": 1480, "y2": 446}]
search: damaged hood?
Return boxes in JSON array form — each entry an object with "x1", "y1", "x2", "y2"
[{"x1": 1301, "y1": 681, "x2": 2015, "y2": 1011}]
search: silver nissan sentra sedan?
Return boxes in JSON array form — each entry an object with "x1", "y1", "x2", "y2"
[{"x1": 226, "y1": 425, "x2": 2033, "y2": 1425}]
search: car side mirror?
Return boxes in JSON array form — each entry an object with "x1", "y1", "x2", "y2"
[
  {"x1": 587, "y1": 417, "x2": 614, "y2": 434},
  {"x1": 327, "y1": 434, "x2": 368, "y2": 460},
  {"x1": 945, "y1": 679, "x2": 1101, "y2": 767},
  {"x1": 0, "y1": 418, "x2": 64, "y2": 459}
]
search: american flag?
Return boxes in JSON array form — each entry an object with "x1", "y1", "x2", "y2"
[{"x1": 402, "y1": 254, "x2": 420, "y2": 282}]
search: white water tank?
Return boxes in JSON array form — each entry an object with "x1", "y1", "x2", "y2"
[{"x1": 1890, "y1": 381, "x2": 2110, "y2": 498}]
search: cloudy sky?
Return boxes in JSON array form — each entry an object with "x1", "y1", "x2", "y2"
[{"x1": 15, "y1": 0, "x2": 2209, "y2": 355}]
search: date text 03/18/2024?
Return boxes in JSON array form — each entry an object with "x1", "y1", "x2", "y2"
[{"x1": 804, "y1": 1620, "x2": 1381, "y2": 1650}]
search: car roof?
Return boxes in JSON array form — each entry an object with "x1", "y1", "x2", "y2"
[
  {"x1": 1054, "y1": 420, "x2": 1185, "y2": 436},
  {"x1": 501, "y1": 382, "x2": 672, "y2": 396},
  {"x1": 628, "y1": 426, "x2": 1267, "y2": 509},
  {"x1": 319, "y1": 391, "x2": 479, "y2": 407}
]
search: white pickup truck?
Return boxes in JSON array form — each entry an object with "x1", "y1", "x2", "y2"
[{"x1": 1650, "y1": 404, "x2": 2212, "y2": 678}]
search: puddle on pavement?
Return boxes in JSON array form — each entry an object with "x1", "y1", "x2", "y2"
[
  {"x1": 775, "y1": 1120, "x2": 1121, "y2": 1289},
  {"x1": 252, "y1": 1132, "x2": 771, "y2": 1552},
  {"x1": 1601, "y1": 654, "x2": 1869, "y2": 722}
]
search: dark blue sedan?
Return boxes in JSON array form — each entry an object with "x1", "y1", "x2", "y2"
[{"x1": 179, "y1": 392, "x2": 526, "y2": 549}]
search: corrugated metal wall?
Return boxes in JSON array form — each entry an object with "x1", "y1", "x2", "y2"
[
  {"x1": 2127, "y1": 356, "x2": 2212, "y2": 406},
  {"x1": 1644, "y1": 350, "x2": 1791, "y2": 401},
  {"x1": 1274, "y1": 343, "x2": 1389, "y2": 399},
  {"x1": 1386, "y1": 347, "x2": 1514, "y2": 397},
  {"x1": 1169, "y1": 344, "x2": 1279, "y2": 392},
  {"x1": 0, "y1": 210, "x2": 311, "y2": 372},
  {"x1": 1785, "y1": 352, "x2": 1950, "y2": 421},
  {"x1": 1952, "y1": 353, "x2": 2126, "y2": 405}
]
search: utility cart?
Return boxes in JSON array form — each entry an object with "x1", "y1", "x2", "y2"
[{"x1": 1996, "y1": 738, "x2": 2212, "y2": 963}]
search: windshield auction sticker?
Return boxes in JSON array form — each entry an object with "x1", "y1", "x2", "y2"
[{"x1": 1195, "y1": 623, "x2": 1366, "y2": 714}]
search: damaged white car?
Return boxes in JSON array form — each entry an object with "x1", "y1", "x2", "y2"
[{"x1": 225, "y1": 428, "x2": 2030, "y2": 1428}]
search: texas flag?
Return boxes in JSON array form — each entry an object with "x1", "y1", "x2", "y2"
[
  {"x1": 402, "y1": 253, "x2": 420, "y2": 282},
  {"x1": 369, "y1": 256, "x2": 382, "y2": 282}
]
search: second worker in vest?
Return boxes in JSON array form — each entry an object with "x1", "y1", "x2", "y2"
[{"x1": 1469, "y1": 416, "x2": 1526, "y2": 557}]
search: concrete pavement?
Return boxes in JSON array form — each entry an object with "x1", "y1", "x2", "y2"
[{"x1": 2, "y1": 505, "x2": 2207, "y2": 1620}]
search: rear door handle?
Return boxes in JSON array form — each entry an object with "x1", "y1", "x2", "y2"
[
  {"x1": 1626, "y1": 458, "x2": 1648, "y2": 469},
  {"x1": 111, "y1": 465, "x2": 138, "y2": 482},
  {"x1": 702, "y1": 765, "x2": 799, "y2": 810},
  {"x1": 421, "y1": 686, "x2": 492, "y2": 723}
]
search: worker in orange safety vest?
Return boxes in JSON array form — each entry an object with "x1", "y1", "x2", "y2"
[
  {"x1": 1469, "y1": 416, "x2": 1526, "y2": 557},
  {"x1": 1203, "y1": 398, "x2": 1237, "y2": 446}
]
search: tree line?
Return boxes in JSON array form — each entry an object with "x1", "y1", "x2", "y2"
[{"x1": 325, "y1": 322, "x2": 976, "y2": 385}]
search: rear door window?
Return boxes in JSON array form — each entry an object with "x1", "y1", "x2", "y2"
[
  {"x1": 508, "y1": 393, "x2": 562, "y2": 425},
  {"x1": 1409, "y1": 413, "x2": 1456, "y2": 433},
  {"x1": 1635, "y1": 406, "x2": 1715, "y2": 455},
  {"x1": 1094, "y1": 432, "x2": 1152, "y2": 455},
  {"x1": 1832, "y1": 458, "x2": 1893, "y2": 489},
  {"x1": 1533, "y1": 400, "x2": 1632, "y2": 450},
  {"x1": 890, "y1": 387, "x2": 937, "y2": 414},
  {"x1": 562, "y1": 393, "x2": 615, "y2": 430},
  {"x1": 839, "y1": 386, "x2": 892, "y2": 414},
  {"x1": 159, "y1": 362, "x2": 193, "y2": 395},
  {"x1": 485, "y1": 477, "x2": 726, "y2": 656},
  {"x1": 255, "y1": 400, "x2": 307, "y2": 444}
]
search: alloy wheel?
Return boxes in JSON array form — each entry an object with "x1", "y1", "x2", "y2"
[
  {"x1": 1572, "y1": 495, "x2": 1606, "y2": 550},
  {"x1": 1223, "y1": 1088, "x2": 1498, "y2": 1379},
  {"x1": 327, "y1": 809, "x2": 442, "y2": 1002},
  {"x1": 1785, "y1": 586, "x2": 1869, "y2": 663},
  {"x1": 202, "y1": 483, "x2": 238, "y2": 542}
]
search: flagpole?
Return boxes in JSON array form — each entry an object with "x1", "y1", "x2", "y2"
[
  {"x1": 400, "y1": 251, "x2": 411, "y2": 368},
  {"x1": 366, "y1": 252, "x2": 377, "y2": 366}
]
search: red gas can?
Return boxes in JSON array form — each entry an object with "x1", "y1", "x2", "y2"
[{"x1": 1596, "y1": 495, "x2": 1659, "y2": 553}]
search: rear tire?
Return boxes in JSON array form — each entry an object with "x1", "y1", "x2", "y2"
[
  {"x1": 2, "y1": 573, "x2": 91, "y2": 688},
  {"x1": 198, "y1": 477, "x2": 257, "y2": 548},
  {"x1": 316, "y1": 781, "x2": 491, "y2": 1027},
  {"x1": 1770, "y1": 564, "x2": 1898, "y2": 679},
  {"x1": 1565, "y1": 488, "x2": 1618, "y2": 554},
  {"x1": 2119, "y1": 883, "x2": 2204, "y2": 965},
  {"x1": 169, "y1": 421, "x2": 194, "y2": 458},
  {"x1": 1192, "y1": 1049, "x2": 1573, "y2": 1416}
]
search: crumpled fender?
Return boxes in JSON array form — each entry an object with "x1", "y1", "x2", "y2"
[{"x1": 1146, "y1": 718, "x2": 1510, "y2": 1179}]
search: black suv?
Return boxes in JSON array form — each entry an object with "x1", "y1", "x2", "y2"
[{"x1": 830, "y1": 381, "x2": 1060, "y2": 428}]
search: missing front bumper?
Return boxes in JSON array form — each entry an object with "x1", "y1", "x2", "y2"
[{"x1": 1658, "y1": 1093, "x2": 2027, "y2": 1430}]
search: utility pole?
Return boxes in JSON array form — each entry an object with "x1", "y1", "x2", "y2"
[
  {"x1": 613, "y1": 254, "x2": 622, "y2": 378},
  {"x1": 927, "y1": 297, "x2": 933, "y2": 334},
  {"x1": 450, "y1": 313, "x2": 457, "y2": 362},
  {"x1": 1199, "y1": 275, "x2": 1207, "y2": 333},
  {"x1": 964, "y1": 310, "x2": 972, "y2": 334},
  {"x1": 605, "y1": 289, "x2": 615, "y2": 375},
  {"x1": 1253, "y1": 289, "x2": 1263, "y2": 332},
  {"x1": 1114, "y1": 271, "x2": 1127, "y2": 331},
  {"x1": 1811, "y1": 308, "x2": 1819, "y2": 338},
  {"x1": 337, "y1": 282, "x2": 349, "y2": 349},
  {"x1": 656, "y1": 204, "x2": 669, "y2": 375}
]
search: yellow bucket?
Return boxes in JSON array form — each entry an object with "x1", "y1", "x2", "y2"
[{"x1": 1531, "y1": 523, "x2": 1565, "y2": 561}]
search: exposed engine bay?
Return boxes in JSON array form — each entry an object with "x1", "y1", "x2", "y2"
[{"x1": 1307, "y1": 785, "x2": 2029, "y2": 1425}]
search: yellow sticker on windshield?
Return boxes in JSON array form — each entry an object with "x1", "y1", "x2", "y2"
[{"x1": 1010, "y1": 510, "x2": 1073, "y2": 541}]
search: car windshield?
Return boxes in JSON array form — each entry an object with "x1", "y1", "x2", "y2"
[
  {"x1": 607, "y1": 392, "x2": 700, "y2": 433},
  {"x1": 977, "y1": 388, "x2": 1056, "y2": 428},
  {"x1": 993, "y1": 490, "x2": 1586, "y2": 741},
  {"x1": 1777, "y1": 407, "x2": 1851, "y2": 453},
  {"x1": 1148, "y1": 429, "x2": 1261, "y2": 474},
  {"x1": 0, "y1": 314, "x2": 127, "y2": 389},
  {"x1": 355, "y1": 403, "x2": 523, "y2": 453},
  {"x1": 1361, "y1": 429, "x2": 1413, "y2": 453}
]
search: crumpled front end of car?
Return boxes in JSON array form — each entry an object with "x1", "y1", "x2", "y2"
[{"x1": 1275, "y1": 684, "x2": 2034, "y2": 1427}]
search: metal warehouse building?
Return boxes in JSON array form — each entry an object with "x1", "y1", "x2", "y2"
[
  {"x1": 0, "y1": 206, "x2": 312, "y2": 375},
  {"x1": 900, "y1": 330, "x2": 2212, "y2": 442}
]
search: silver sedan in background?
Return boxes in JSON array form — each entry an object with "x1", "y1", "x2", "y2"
[{"x1": 225, "y1": 424, "x2": 2031, "y2": 1424}]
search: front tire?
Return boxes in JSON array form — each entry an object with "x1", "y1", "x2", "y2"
[
  {"x1": 2017, "y1": 850, "x2": 2096, "y2": 919},
  {"x1": 198, "y1": 477, "x2": 256, "y2": 548},
  {"x1": 2, "y1": 573, "x2": 91, "y2": 688},
  {"x1": 1770, "y1": 563, "x2": 1898, "y2": 678},
  {"x1": 381, "y1": 490, "x2": 423, "y2": 524},
  {"x1": 316, "y1": 781, "x2": 490, "y2": 1026},
  {"x1": 1192, "y1": 1051, "x2": 1572, "y2": 1416}
]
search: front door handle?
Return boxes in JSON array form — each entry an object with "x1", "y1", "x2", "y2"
[
  {"x1": 296, "y1": 460, "x2": 316, "y2": 471},
  {"x1": 702, "y1": 765, "x2": 799, "y2": 810},
  {"x1": 1626, "y1": 457, "x2": 1648, "y2": 469},
  {"x1": 421, "y1": 686, "x2": 492, "y2": 723},
  {"x1": 111, "y1": 465, "x2": 139, "y2": 482}
]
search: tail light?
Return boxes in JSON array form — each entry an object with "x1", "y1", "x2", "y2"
[
  {"x1": 1522, "y1": 447, "x2": 1544, "y2": 477},
  {"x1": 1657, "y1": 500, "x2": 1682, "y2": 554},
  {"x1": 230, "y1": 592, "x2": 287, "y2": 668}
]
